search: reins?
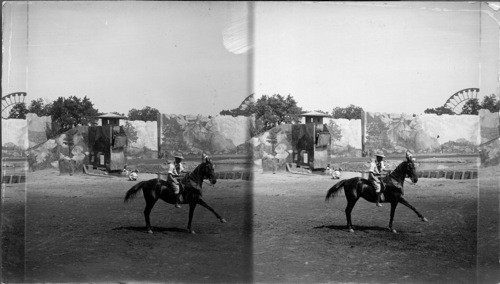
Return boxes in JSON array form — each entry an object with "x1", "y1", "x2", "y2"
[
  {"x1": 387, "y1": 161, "x2": 416, "y2": 184},
  {"x1": 183, "y1": 162, "x2": 215, "y2": 188}
]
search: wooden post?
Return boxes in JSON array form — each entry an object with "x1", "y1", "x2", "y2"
[
  {"x1": 361, "y1": 110, "x2": 366, "y2": 157},
  {"x1": 157, "y1": 112, "x2": 162, "y2": 159}
]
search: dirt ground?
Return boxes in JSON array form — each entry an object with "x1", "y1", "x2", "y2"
[
  {"x1": 2, "y1": 170, "x2": 253, "y2": 283},
  {"x1": 2, "y1": 166, "x2": 499, "y2": 283},
  {"x1": 252, "y1": 169, "x2": 498, "y2": 283}
]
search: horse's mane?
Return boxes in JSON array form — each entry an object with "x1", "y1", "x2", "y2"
[{"x1": 180, "y1": 161, "x2": 209, "y2": 188}]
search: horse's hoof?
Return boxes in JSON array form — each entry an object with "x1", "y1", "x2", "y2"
[
  {"x1": 422, "y1": 217, "x2": 428, "y2": 222},
  {"x1": 390, "y1": 228, "x2": 397, "y2": 233},
  {"x1": 189, "y1": 230, "x2": 196, "y2": 234},
  {"x1": 147, "y1": 229, "x2": 153, "y2": 234},
  {"x1": 348, "y1": 228, "x2": 354, "y2": 233},
  {"x1": 220, "y1": 218, "x2": 227, "y2": 223}
]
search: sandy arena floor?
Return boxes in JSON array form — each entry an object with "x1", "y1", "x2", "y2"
[{"x1": 1, "y1": 167, "x2": 498, "y2": 283}]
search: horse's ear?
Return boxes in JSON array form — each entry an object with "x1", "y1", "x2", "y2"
[
  {"x1": 201, "y1": 153, "x2": 208, "y2": 162},
  {"x1": 405, "y1": 151, "x2": 413, "y2": 162}
]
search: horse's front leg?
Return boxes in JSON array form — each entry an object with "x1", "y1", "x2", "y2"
[
  {"x1": 197, "y1": 198, "x2": 227, "y2": 223},
  {"x1": 399, "y1": 196, "x2": 428, "y2": 222},
  {"x1": 388, "y1": 201, "x2": 398, "y2": 233},
  {"x1": 187, "y1": 202, "x2": 197, "y2": 234}
]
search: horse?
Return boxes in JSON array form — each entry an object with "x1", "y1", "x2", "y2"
[
  {"x1": 124, "y1": 156, "x2": 226, "y2": 234},
  {"x1": 325, "y1": 155, "x2": 428, "y2": 233}
]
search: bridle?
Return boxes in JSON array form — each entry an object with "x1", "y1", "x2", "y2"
[{"x1": 388, "y1": 160, "x2": 417, "y2": 184}]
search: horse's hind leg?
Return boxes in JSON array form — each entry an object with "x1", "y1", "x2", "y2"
[
  {"x1": 345, "y1": 200, "x2": 358, "y2": 233},
  {"x1": 144, "y1": 199, "x2": 158, "y2": 234}
]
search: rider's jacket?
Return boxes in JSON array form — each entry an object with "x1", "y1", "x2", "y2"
[
  {"x1": 174, "y1": 162, "x2": 184, "y2": 175},
  {"x1": 369, "y1": 160, "x2": 385, "y2": 182},
  {"x1": 167, "y1": 162, "x2": 184, "y2": 176},
  {"x1": 369, "y1": 160, "x2": 385, "y2": 174}
]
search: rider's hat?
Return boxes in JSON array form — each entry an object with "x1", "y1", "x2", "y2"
[
  {"x1": 174, "y1": 154, "x2": 184, "y2": 160},
  {"x1": 375, "y1": 151, "x2": 385, "y2": 158}
]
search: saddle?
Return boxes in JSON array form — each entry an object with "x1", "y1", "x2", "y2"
[
  {"x1": 368, "y1": 179, "x2": 386, "y2": 192},
  {"x1": 381, "y1": 174, "x2": 404, "y2": 194}
]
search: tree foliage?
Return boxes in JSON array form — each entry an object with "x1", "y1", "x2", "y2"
[
  {"x1": 9, "y1": 99, "x2": 54, "y2": 119},
  {"x1": 28, "y1": 98, "x2": 52, "y2": 117},
  {"x1": 50, "y1": 96, "x2": 99, "y2": 134},
  {"x1": 328, "y1": 120, "x2": 342, "y2": 143},
  {"x1": 461, "y1": 98, "x2": 481, "y2": 115},
  {"x1": 425, "y1": 94, "x2": 499, "y2": 115},
  {"x1": 331, "y1": 104, "x2": 363, "y2": 120},
  {"x1": 253, "y1": 94, "x2": 302, "y2": 133},
  {"x1": 480, "y1": 94, "x2": 500, "y2": 113},
  {"x1": 424, "y1": 106, "x2": 455, "y2": 115},
  {"x1": 128, "y1": 106, "x2": 160, "y2": 121},
  {"x1": 123, "y1": 121, "x2": 138, "y2": 144},
  {"x1": 8, "y1": 103, "x2": 29, "y2": 119}
]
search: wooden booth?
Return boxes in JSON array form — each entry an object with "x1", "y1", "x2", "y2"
[
  {"x1": 292, "y1": 111, "x2": 332, "y2": 170},
  {"x1": 88, "y1": 113, "x2": 128, "y2": 172}
]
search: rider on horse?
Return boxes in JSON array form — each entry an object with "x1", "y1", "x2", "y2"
[
  {"x1": 368, "y1": 151, "x2": 386, "y2": 207},
  {"x1": 161, "y1": 154, "x2": 186, "y2": 208}
]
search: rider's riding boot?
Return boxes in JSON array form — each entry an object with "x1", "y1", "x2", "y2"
[
  {"x1": 175, "y1": 193, "x2": 181, "y2": 208},
  {"x1": 376, "y1": 192, "x2": 383, "y2": 207}
]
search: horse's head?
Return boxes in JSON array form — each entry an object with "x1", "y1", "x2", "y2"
[
  {"x1": 405, "y1": 155, "x2": 418, "y2": 183},
  {"x1": 201, "y1": 155, "x2": 217, "y2": 185}
]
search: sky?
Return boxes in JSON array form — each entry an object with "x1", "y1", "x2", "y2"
[
  {"x1": 254, "y1": 2, "x2": 499, "y2": 115},
  {"x1": 2, "y1": 2, "x2": 500, "y2": 117},
  {"x1": 2, "y1": 1, "x2": 250, "y2": 116}
]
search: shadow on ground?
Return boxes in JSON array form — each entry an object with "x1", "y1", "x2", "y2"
[
  {"x1": 314, "y1": 224, "x2": 388, "y2": 232},
  {"x1": 112, "y1": 226, "x2": 188, "y2": 233}
]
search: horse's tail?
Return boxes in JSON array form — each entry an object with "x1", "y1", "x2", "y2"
[
  {"x1": 124, "y1": 181, "x2": 147, "y2": 202},
  {"x1": 325, "y1": 179, "x2": 347, "y2": 201}
]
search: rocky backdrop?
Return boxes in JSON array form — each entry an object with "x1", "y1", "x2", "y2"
[{"x1": 3, "y1": 109, "x2": 498, "y2": 171}]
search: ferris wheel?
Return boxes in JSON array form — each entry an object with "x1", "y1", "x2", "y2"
[
  {"x1": 2, "y1": 92, "x2": 27, "y2": 119},
  {"x1": 443, "y1": 88, "x2": 480, "y2": 114}
]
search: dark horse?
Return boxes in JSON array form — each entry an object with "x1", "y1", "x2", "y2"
[
  {"x1": 325, "y1": 155, "x2": 428, "y2": 233},
  {"x1": 124, "y1": 156, "x2": 226, "y2": 234}
]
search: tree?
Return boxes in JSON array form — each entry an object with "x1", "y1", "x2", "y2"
[
  {"x1": 128, "y1": 106, "x2": 160, "y2": 121},
  {"x1": 50, "y1": 96, "x2": 99, "y2": 134},
  {"x1": 331, "y1": 104, "x2": 363, "y2": 120},
  {"x1": 123, "y1": 121, "x2": 138, "y2": 143},
  {"x1": 314, "y1": 110, "x2": 329, "y2": 114},
  {"x1": 111, "y1": 111, "x2": 126, "y2": 117},
  {"x1": 480, "y1": 94, "x2": 500, "y2": 113},
  {"x1": 424, "y1": 106, "x2": 455, "y2": 115},
  {"x1": 123, "y1": 121, "x2": 138, "y2": 156},
  {"x1": 328, "y1": 120, "x2": 342, "y2": 151},
  {"x1": 253, "y1": 94, "x2": 302, "y2": 133},
  {"x1": 28, "y1": 98, "x2": 52, "y2": 117},
  {"x1": 8, "y1": 103, "x2": 29, "y2": 119},
  {"x1": 461, "y1": 98, "x2": 481, "y2": 115}
]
